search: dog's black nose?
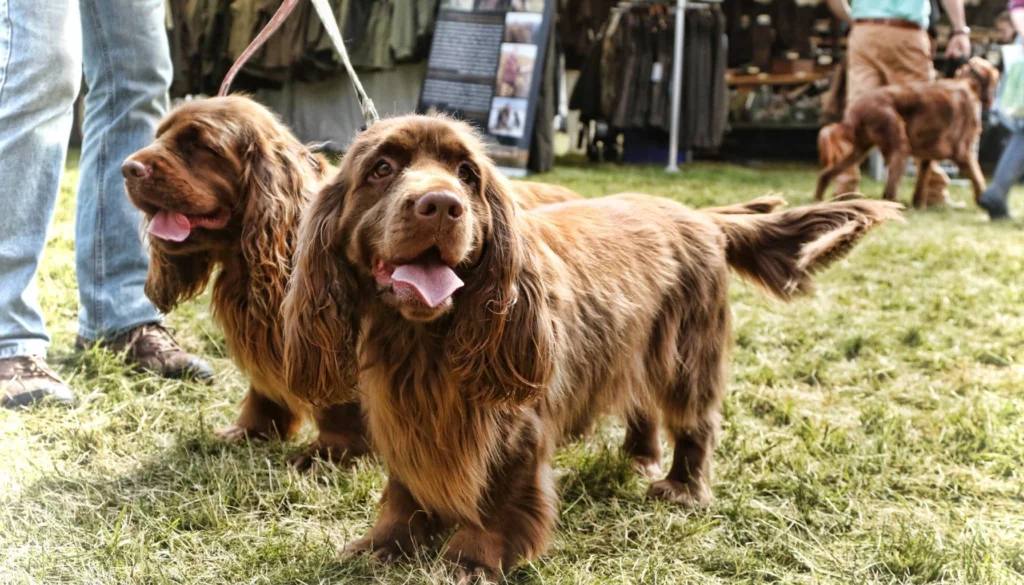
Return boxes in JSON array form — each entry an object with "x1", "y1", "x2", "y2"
[
  {"x1": 415, "y1": 192, "x2": 464, "y2": 220},
  {"x1": 121, "y1": 159, "x2": 150, "y2": 180}
]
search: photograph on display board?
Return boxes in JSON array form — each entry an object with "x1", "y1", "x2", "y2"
[
  {"x1": 488, "y1": 143, "x2": 530, "y2": 169},
  {"x1": 495, "y1": 43, "x2": 536, "y2": 98},
  {"x1": 487, "y1": 97, "x2": 529, "y2": 138},
  {"x1": 503, "y1": 11, "x2": 543, "y2": 44},
  {"x1": 514, "y1": 0, "x2": 545, "y2": 11},
  {"x1": 441, "y1": 0, "x2": 475, "y2": 10}
]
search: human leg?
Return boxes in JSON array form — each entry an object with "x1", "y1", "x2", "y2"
[
  {"x1": 0, "y1": 0, "x2": 82, "y2": 406},
  {"x1": 0, "y1": 0, "x2": 82, "y2": 360},
  {"x1": 978, "y1": 129, "x2": 1024, "y2": 219},
  {"x1": 76, "y1": 0, "x2": 171, "y2": 339},
  {"x1": 75, "y1": 0, "x2": 212, "y2": 380}
]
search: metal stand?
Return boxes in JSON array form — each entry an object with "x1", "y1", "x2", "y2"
[{"x1": 666, "y1": 0, "x2": 687, "y2": 172}]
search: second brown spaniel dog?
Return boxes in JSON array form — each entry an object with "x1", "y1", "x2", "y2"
[
  {"x1": 283, "y1": 114, "x2": 901, "y2": 580},
  {"x1": 815, "y1": 57, "x2": 999, "y2": 208},
  {"x1": 122, "y1": 96, "x2": 367, "y2": 468},
  {"x1": 122, "y1": 96, "x2": 585, "y2": 469}
]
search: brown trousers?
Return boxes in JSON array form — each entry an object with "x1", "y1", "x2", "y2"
[{"x1": 840, "y1": 23, "x2": 949, "y2": 206}]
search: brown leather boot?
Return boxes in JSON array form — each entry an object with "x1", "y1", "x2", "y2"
[
  {"x1": 75, "y1": 323, "x2": 214, "y2": 383},
  {"x1": 1, "y1": 356, "x2": 76, "y2": 408}
]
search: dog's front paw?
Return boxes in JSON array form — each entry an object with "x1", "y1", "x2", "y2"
[
  {"x1": 340, "y1": 534, "x2": 408, "y2": 563},
  {"x1": 214, "y1": 424, "x2": 251, "y2": 442},
  {"x1": 454, "y1": 563, "x2": 501, "y2": 585},
  {"x1": 443, "y1": 529, "x2": 503, "y2": 584},
  {"x1": 629, "y1": 456, "x2": 663, "y2": 479},
  {"x1": 287, "y1": 436, "x2": 364, "y2": 471},
  {"x1": 647, "y1": 478, "x2": 711, "y2": 507},
  {"x1": 214, "y1": 423, "x2": 282, "y2": 443}
]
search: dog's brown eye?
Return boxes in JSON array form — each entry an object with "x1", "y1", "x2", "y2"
[
  {"x1": 457, "y1": 164, "x2": 473, "y2": 183},
  {"x1": 373, "y1": 160, "x2": 393, "y2": 179}
]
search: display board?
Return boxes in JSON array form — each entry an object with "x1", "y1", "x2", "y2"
[{"x1": 418, "y1": 0, "x2": 553, "y2": 176}]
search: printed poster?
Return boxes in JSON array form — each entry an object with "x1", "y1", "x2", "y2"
[{"x1": 419, "y1": 0, "x2": 553, "y2": 176}]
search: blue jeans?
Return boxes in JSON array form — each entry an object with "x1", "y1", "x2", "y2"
[
  {"x1": 0, "y1": 0, "x2": 171, "y2": 358},
  {"x1": 979, "y1": 129, "x2": 1024, "y2": 219}
]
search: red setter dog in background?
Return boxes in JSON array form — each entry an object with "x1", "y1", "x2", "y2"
[
  {"x1": 283, "y1": 114, "x2": 901, "y2": 580},
  {"x1": 815, "y1": 57, "x2": 999, "y2": 208}
]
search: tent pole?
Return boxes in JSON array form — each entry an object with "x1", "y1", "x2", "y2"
[{"x1": 666, "y1": 0, "x2": 687, "y2": 172}]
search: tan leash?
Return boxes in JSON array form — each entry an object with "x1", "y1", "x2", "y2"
[
  {"x1": 218, "y1": 0, "x2": 380, "y2": 128},
  {"x1": 309, "y1": 0, "x2": 379, "y2": 127}
]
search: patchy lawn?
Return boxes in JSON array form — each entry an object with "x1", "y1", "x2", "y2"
[{"x1": 2, "y1": 154, "x2": 1023, "y2": 584}]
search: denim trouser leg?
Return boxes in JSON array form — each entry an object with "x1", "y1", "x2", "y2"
[
  {"x1": 76, "y1": 0, "x2": 171, "y2": 339},
  {"x1": 979, "y1": 129, "x2": 1024, "y2": 218},
  {"x1": 0, "y1": 0, "x2": 83, "y2": 358}
]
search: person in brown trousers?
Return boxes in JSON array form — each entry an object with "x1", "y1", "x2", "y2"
[{"x1": 826, "y1": 0, "x2": 972, "y2": 207}]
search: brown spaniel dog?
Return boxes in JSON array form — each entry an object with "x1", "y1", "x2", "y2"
[
  {"x1": 122, "y1": 96, "x2": 369, "y2": 468},
  {"x1": 282, "y1": 114, "x2": 901, "y2": 580},
  {"x1": 814, "y1": 57, "x2": 999, "y2": 208},
  {"x1": 122, "y1": 97, "x2": 585, "y2": 469}
]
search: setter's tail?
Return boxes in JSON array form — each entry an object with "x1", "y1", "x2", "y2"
[{"x1": 818, "y1": 122, "x2": 854, "y2": 169}]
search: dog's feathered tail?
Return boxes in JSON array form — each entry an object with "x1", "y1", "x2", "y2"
[
  {"x1": 711, "y1": 198, "x2": 903, "y2": 300},
  {"x1": 702, "y1": 194, "x2": 788, "y2": 215}
]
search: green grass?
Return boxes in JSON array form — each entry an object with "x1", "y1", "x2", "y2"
[{"x1": 2, "y1": 154, "x2": 1023, "y2": 584}]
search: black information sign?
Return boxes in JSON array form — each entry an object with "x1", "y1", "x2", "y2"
[{"x1": 418, "y1": 0, "x2": 553, "y2": 176}]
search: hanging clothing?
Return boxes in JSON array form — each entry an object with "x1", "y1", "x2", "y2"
[
  {"x1": 529, "y1": 19, "x2": 559, "y2": 173},
  {"x1": 709, "y1": 7, "x2": 729, "y2": 146},
  {"x1": 167, "y1": 0, "x2": 233, "y2": 96},
  {"x1": 568, "y1": 25, "x2": 604, "y2": 121},
  {"x1": 569, "y1": 4, "x2": 729, "y2": 150},
  {"x1": 166, "y1": 0, "x2": 440, "y2": 95},
  {"x1": 168, "y1": 0, "x2": 553, "y2": 175},
  {"x1": 558, "y1": 0, "x2": 619, "y2": 69}
]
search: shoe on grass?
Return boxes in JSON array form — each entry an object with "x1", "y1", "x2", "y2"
[
  {"x1": 75, "y1": 323, "x2": 214, "y2": 383},
  {"x1": 1, "y1": 356, "x2": 76, "y2": 408},
  {"x1": 978, "y1": 192, "x2": 1012, "y2": 221}
]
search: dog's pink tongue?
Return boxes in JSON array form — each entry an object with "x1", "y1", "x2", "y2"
[
  {"x1": 148, "y1": 211, "x2": 191, "y2": 242},
  {"x1": 392, "y1": 261, "x2": 464, "y2": 308}
]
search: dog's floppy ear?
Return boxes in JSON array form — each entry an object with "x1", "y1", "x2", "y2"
[
  {"x1": 449, "y1": 158, "x2": 554, "y2": 405},
  {"x1": 283, "y1": 178, "x2": 360, "y2": 406},
  {"x1": 145, "y1": 246, "x2": 215, "y2": 313},
  {"x1": 238, "y1": 129, "x2": 308, "y2": 316},
  {"x1": 977, "y1": 58, "x2": 999, "y2": 108},
  {"x1": 958, "y1": 57, "x2": 1000, "y2": 108}
]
